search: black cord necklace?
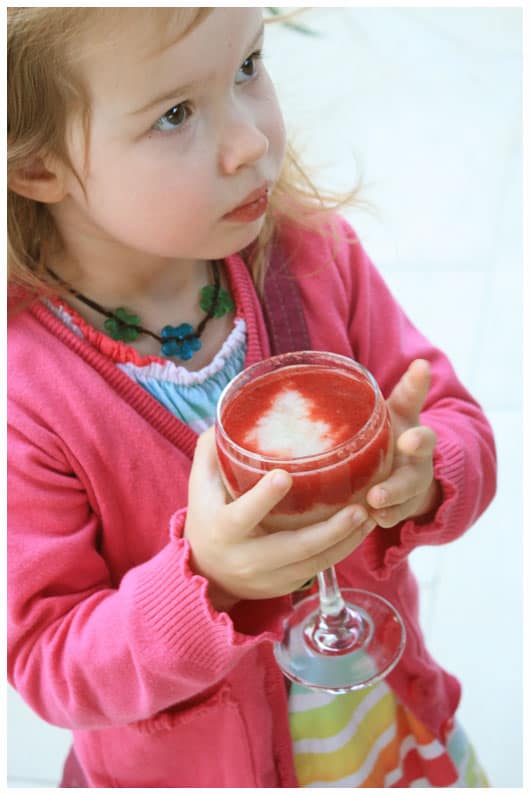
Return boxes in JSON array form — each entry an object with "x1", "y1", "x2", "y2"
[{"x1": 46, "y1": 260, "x2": 234, "y2": 361}]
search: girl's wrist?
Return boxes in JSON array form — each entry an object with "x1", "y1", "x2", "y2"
[
  {"x1": 414, "y1": 478, "x2": 443, "y2": 525},
  {"x1": 207, "y1": 582, "x2": 240, "y2": 613},
  {"x1": 186, "y1": 544, "x2": 240, "y2": 612}
]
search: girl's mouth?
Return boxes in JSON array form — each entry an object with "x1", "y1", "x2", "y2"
[{"x1": 223, "y1": 185, "x2": 269, "y2": 222}]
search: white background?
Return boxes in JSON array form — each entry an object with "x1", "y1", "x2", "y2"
[{"x1": 7, "y1": 5, "x2": 523, "y2": 788}]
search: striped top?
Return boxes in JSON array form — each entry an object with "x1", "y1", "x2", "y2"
[{"x1": 289, "y1": 679, "x2": 487, "y2": 787}]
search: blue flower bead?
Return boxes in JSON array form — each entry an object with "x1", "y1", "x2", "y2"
[{"x1": 161, "y1": 323, "x2": 202, "y2": 360}]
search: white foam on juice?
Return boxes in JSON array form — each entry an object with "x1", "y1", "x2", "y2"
[{"x1": 243, "y1": 387, "x2": 339, "y2": 458}]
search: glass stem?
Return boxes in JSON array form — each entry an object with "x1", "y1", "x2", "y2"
[{"x1": 317, "y1": 566, "x2": 346, "y2": 617}]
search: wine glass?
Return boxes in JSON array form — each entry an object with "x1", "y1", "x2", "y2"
[{"x1": 215, "y1": 351, "x2": 405, "y2": 692}]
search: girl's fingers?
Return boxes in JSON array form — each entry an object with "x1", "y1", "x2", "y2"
[
  {"x1": 219, "y1": 513, "x2": 376, "y2": 601},
  {"x1": 190, "y1": 429, "x2": 293, "y2": 539},
  {"x1": 368, "y1": 497, "x2": 421, "y2": 529},
  {"x1": 367, "y1": 461, "x2": 433, "y2": 513},
  {"x1": 367, "y1": 426, "x2": 436, "y2": 510},
  {"x1": 222, "y1": 468, "x2": 293, "y2": 539},
  {"x1": 275, "y1": 516, "x2": 377, "y2": 588},
  {"x1": 396, "y1": 425, "x2": 437, "y2": 458},
  {"x1": 387, "y1": 359, "x2": 431, "y2": 424},
  {"x1": 244, "y1": 503, "x2": 369, "y2": 571},
  {"x1": 188, "y1": 426, "x2": 228, "y2": 506}
]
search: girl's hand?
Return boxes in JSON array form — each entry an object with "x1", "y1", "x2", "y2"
[
  {"x1": 184, "y1": 427, "x2": 374, "y2": 611},
  {"x1": 366, "y1": 359, "x2": 442, "y2": 528}
]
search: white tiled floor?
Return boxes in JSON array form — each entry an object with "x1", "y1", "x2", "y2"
[{"x1": 7, "y1": 7, "x2": 523, "y2": 788}]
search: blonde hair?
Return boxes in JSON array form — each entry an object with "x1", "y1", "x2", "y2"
[{"x1": 7, "y1": 7, "x2": 360, "y2": 304}]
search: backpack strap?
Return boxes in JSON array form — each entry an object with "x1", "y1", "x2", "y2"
[{"x1": 261, "y1": 240, "x2": 312, "y2": 354}]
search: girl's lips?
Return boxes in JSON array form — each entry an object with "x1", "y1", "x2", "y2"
[{"x1": 223, "y1": 185, "x2": 269, "y2": 222}]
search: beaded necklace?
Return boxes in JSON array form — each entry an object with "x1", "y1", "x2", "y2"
[{"x1": 46, "y1": 260, "x2": 234, "y2": 361}]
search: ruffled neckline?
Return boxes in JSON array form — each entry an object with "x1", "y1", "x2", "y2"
[{"x1": 117, "y1": 318, "x2": 246, "y2": 387}]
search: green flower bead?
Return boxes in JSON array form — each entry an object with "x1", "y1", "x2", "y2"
[
  {"x1": 200, "y1": 285, "x2": 234, "y2": 318},
  {"x1": 104, "y1": 308, "x2": 141, "y2": 341}
]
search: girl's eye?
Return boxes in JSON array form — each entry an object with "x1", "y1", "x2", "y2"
[
  {"x1": 152, "y1": 102, "x2": 192, "y2": 132},
  {"x1": 236, "y1": 50, "x2": 262, "y2": 84}
]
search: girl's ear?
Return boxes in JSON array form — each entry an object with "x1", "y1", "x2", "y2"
[{"x1": 8, "y1": 155, "x2": 68, "y2": 204}]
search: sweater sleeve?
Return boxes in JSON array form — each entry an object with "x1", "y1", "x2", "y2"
[
  {"x1": 332, "y1": 217, "x2": 497, "y2": 579},
  {"x1": 7, "y1": 416, "x2": 289, "y2": 731}
]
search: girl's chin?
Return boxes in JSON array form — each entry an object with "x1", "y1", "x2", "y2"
[
  {"x1": 205, "y1": 220, "x2": 265, "y2": 260},
  {"x1": 150, "y1": 216, "x2": 267, "y2": 262},
  {"x1": 226, "y1": 216, "x2": 267, "y2": 248}
]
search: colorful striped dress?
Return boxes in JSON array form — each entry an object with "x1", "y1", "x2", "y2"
[
  {"x1": 289, "y1": 681, "x2": 487, "y2": 787},
  {"x1": 48, "y1": 299, "x2": 488, "y2": 787}
]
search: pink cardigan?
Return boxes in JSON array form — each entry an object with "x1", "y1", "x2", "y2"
[{"x1": 7, "y1": 216, "x2": 496, "y2": 787}]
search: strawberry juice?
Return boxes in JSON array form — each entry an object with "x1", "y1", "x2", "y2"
[{"x1": 216, "y1": 352, "x2": 393, "y2": 531}]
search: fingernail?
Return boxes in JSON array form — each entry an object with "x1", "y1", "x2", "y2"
[
  {"x1": 348, "y1": 507, "x2": 366, "y2": 526},
  {"x1": 409, "y1": 432, "x2": 421, "y2": 452},
  {"x1": 375, "y1": 488, "x2": 387, "y2": 507},
  {"x1": 271, "y1": 471, "x2": 291, "y2": 490}
]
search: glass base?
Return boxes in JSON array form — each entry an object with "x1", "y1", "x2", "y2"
[{"x1": 273, "y1": 588, "x2": 406, "y2": 693}]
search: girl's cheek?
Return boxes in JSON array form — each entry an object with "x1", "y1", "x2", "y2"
[{"x1": 259, "y1": 105, "x2": 286, "y2": 166}]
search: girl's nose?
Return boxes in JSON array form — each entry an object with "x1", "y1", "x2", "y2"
[{"x1": 218, "y1": 116, "x2": 269, "y2": 175}]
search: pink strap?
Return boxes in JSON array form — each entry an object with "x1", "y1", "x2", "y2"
[{"x1": 262, "y1": 242, "x2": 311, "y2": 354}]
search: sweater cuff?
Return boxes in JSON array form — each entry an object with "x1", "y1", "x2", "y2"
[
  {"x1": 168, "y1": 508, "x2": 292, "y2": 637},
  {"x1": 122, "y1": 509, "x2": 289, "y2": 676},
  {"x1": 362, "y1": 436, "x2": 465, "y2": 580}
]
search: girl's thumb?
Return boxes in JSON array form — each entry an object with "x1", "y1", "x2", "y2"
[
  {"x1": 188, "y1": 426, "x2": 226, "y2": 503},
  {"x1": 387, "y1": 359, "x2": 431, "y2": 422}
]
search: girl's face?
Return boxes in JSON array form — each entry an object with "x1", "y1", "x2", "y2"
[{"x1": 60, "y1": 8, "x2": 286, "y2": 266}]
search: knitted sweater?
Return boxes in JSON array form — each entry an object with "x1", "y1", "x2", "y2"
[{"x1": 7, "y1": 216, "x2": 496, "y2": 787}]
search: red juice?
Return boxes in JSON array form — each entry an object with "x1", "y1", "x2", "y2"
[{"x1": 216, "y1": 356, "x2": 393, "y2": 531}]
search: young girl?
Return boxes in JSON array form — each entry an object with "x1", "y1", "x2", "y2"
[{"x1": 7, "y1": 7, "x2": 496, "y2": 788}]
